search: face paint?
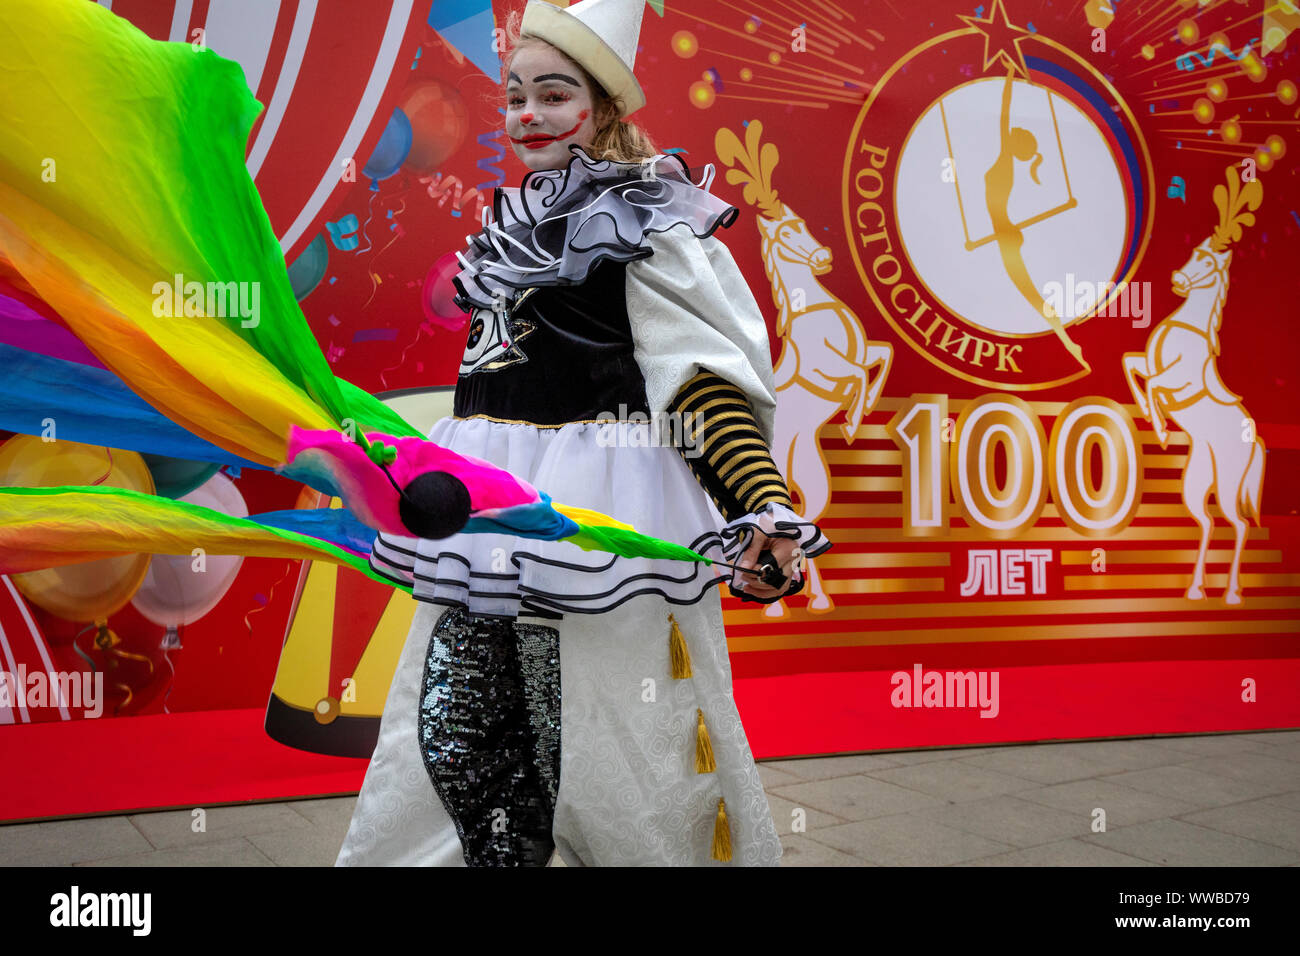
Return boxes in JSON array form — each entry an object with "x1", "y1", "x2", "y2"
[{"x1": 505, "y1": 43, "x2": 599, "y2": 172}]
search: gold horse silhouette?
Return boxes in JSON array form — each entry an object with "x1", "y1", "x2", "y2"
[
  {"x1": 984, "y1": 67, "x2": 1088, "y2": 370},
  {"x1": 716, "y1": 121, "x2": 893, "y2": 616},
  {"x1": 1121, "y1": 166, "x2": 1266, "y2": 606}
]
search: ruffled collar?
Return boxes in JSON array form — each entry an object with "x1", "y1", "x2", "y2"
[{"x1": 450, "y1": 143, "x2": 739, "y2": 312}]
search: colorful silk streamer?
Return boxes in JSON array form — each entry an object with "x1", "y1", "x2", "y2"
[
  {"x1": 0, "y1": 0, "x2": 715, "y2": 579},
  {"x1": 0, "y1": 0, "x2": 407, "y2": 465},
  {"x1": 0, "y1": 486, "x2": 401, "y2": 588},
  {"x1": 0, "y1": 486, "x2": 710, "y2": 579},
  {"x1": 284, "y1": 428, "x2": 549, "y2": 536}
]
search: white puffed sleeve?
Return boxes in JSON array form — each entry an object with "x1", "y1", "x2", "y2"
[{"x1": 624, "y1": 222, "x2": 778, "y2": 444}]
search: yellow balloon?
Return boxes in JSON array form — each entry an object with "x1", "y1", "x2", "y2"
[{"x1": 0, "y1": 436, "x2": 154, "y2": 622}]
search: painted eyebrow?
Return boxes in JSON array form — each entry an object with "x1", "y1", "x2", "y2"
[{"x1": 507, "y1": 72, "x2": 580, "y2": 88}]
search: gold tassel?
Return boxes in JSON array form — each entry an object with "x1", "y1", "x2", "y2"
[
  {"x1": 695, "y1": 707, "x2": 716, "y2": 773},
  {"x1": 711, "y1": 798, "x2": 732, "y2": 862},
  {"x1": 669, "y1": 613, "x2": 692, "y2": 679}
]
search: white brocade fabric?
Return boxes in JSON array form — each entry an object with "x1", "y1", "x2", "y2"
[
  {"x1": 370, "y1": 416, "x2": 734, "y2": 618},
  {"x1": 550, "y1": 588, "x2": 781, "y2": 866},
  {"x1": 335, "y1": 589, "x2": 783, "y2": 866},
  {"x1": 625, "y1": 223, "x2": 779, "y2": 446},
  {"x1": 335, "y1": 599, "x2": 466, "y2": 867}
]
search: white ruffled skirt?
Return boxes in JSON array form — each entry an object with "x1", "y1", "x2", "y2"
[{"x1": 369, "y1": 416, "x2": 733, "y2": 617}]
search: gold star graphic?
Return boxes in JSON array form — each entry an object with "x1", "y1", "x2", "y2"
[{"x1": 958, "y1": 0, "x2": 1033, "y2": 80}]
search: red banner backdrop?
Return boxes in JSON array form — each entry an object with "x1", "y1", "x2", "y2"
[{"x1": 2, "y1": 0, "x2": 1298, "y2": 821}]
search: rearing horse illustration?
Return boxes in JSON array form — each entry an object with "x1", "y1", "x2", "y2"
[
  {"x1": 716, "y1": 121, "x2": 893, "y2": 615},
  {"x1": 1121, "y1": 165, "x2": 1265, "y2": 606}
]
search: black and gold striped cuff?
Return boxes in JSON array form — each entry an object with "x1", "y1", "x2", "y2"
[{"x1": 668, "y1": 370, "x2": 793, "y2": 522}]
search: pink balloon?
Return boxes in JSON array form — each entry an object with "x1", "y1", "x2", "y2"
[
  {"x1": 421, "y1": 251, "x2": 469, "y2": 331},
  {"x1": 130, "y1": 472, "x2": 247, "y2": 630}
]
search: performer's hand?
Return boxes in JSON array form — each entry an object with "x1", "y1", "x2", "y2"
[{"x1": 729, "y1": 532, "x2": 804, "y2": 604}]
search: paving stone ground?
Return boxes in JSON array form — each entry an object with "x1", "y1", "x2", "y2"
[{"x1": 3, "y1": 731, "x2": 1298, "y2": 866}]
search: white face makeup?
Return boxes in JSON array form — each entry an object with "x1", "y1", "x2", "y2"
[{"x1": 505, "y1": 43, "x2": 600, "y2": 172}]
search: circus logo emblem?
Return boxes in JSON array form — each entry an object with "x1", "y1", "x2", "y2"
[
  {"x1": 716, "y1": 120, "x2": 894, "y2": 616},
  {"x1": 844, "y1": 0, "x2": 1154, "y2": 390}
]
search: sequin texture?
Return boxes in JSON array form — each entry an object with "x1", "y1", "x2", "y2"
[{"x1": 417, "y1": 607, "x2": 561, "y2": 866}]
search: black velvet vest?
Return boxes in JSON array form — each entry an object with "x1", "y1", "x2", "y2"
[{"x1": 452, "y1": 257, "x2": 651, "y2": 426}]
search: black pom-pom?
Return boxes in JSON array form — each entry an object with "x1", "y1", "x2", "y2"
[
  {"x1": 755, "y1": 548, "x2": 787, "y2": 588},
  {"x1": 398, "y1": 471, "x2": 472, "y2": 539}
]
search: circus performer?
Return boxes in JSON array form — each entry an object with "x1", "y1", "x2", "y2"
[
  {"x1": 0, "y1": 0, "x2": 827, "y2": 867},
  {"x1": 334, "y1": 0, "x2": 829, "y2": 867},
  {"x1": 984, "y1": 66, "x2": 1088, "y2": 371}
]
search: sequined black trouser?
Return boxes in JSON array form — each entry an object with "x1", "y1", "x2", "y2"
[{"x1": 416, "y1": 607, "x2": 561, "y2": 867}]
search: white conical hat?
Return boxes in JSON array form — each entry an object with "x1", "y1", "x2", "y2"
[{"x1": 520, "y1": 0, "x2": 646, "y2": 118}]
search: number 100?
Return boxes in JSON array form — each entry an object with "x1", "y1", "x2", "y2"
[{"x1": 884, "y1": 394, "x2": 1144, "y2": 539}]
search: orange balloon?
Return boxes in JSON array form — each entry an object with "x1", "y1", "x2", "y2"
[
  {"x1": 399, "y1": 80, "x2": 467, "y2": 173},
  {"x1": 0, "y1": 436, "x2": 154, "y2": 622}
]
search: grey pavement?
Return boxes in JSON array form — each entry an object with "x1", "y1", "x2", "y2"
[{"x1": 2, "y1": 731, "x2": 1298, "y2": 866}]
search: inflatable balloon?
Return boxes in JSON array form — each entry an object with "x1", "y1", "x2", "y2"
[
  {"x1": 0, "y1": 436, "x2": 152, "y2": 621},
  {"x1": 130, "y1": 470, "x2": 248, "y2": 648},
  {"x1": 362, "y1": 108, "x2": 412, "y2": 190},
  {"x1": 286, "y1": 233, "x2": 329, "y2": 302},
  {"x1": 421, "y1": 251, "x2": 470, "y2": 332},
  {"x1": 399, "y1": 80, "x2": 468, "y2": 173}
]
